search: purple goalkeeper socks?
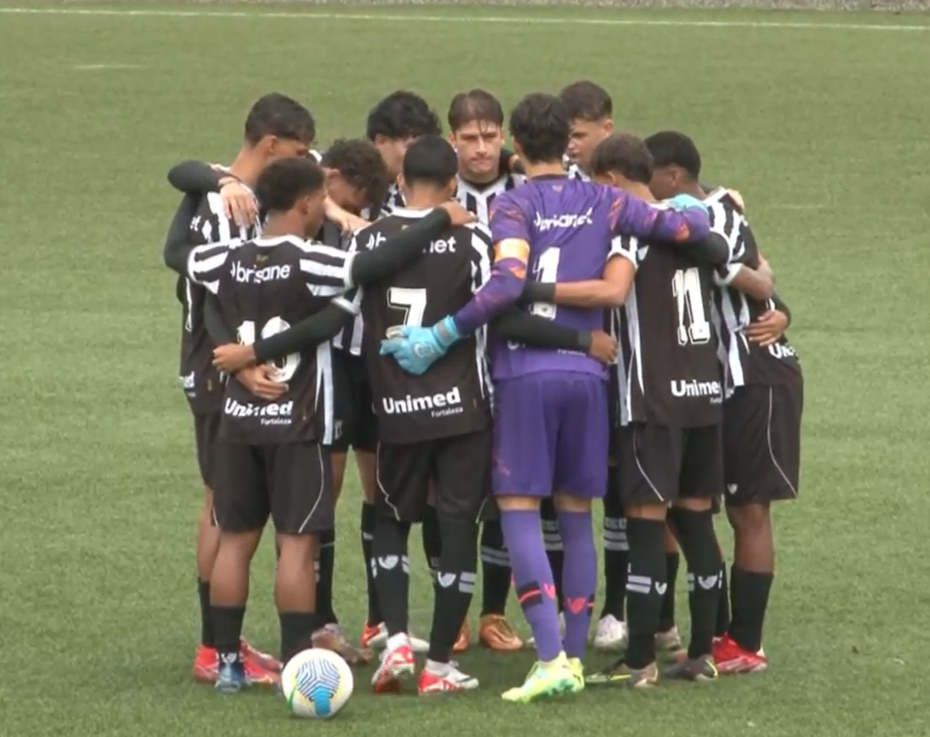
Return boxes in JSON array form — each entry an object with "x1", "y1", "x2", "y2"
[
  {"x1": 499, "y1": 508, "x2": 562, "y2": 662},
  {"x1": 557, "y1": 510, "x2": 597, "y2": 659}
]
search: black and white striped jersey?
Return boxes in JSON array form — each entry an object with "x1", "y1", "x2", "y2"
[
  {"x1": 563, "y1": 155, "x2": 590, "y2": 182},
  {"x1": 706, "y1": 189, "x2": 801, "y2": 392},
  {"x1": 186, "y1": 236, "x2": 359, "y2": 445},
  {"x1": 179, "y1": 187, "x2": 259, "y2": 414},
  {"x1": 610, "y1": 214, "x2": 724, "y2": 428},
  {"x1": 356, "y1": 207, "x2": 493, "y2": 443},
  {"x1": 455, "y1": 172, "x2": 525, "y2": 225}
]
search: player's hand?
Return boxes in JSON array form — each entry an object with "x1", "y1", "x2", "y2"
[
  {"x1": 338, "y1": 212, "x2": 369, "y2": 235},
  {"x1": 380, "y1": 318, "x2": 461, "y2": 374},
  {"x1": 213, "y1": 343, "x2": 256, "y2": 373},
  {"x1": 587, "y1": 330, "x2": 618, "y2": 365},
  {"x1": 666, "y1": 194, "x2": 709, "y2": 213},
  {"x1": 727, "y1": 188, "x2": 746, "y2": 213},
  {"x1": 438, "y1": 201, "x2": 476, "y2": 228},
  {"x1": 235, "y1": 364, "x2": 287, "y2": 401},
  {"x1": 744, "y1": 309, "x2": 789, "y2": 347},
  {"x1": 219, "y1": 179, "x2": 258, "y2": 230}
]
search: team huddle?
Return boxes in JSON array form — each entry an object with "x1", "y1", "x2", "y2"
[{"x1": 161, "y1": 81, "x2": 803, "y2": 702}]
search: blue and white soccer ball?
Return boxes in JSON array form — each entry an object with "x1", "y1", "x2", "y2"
[{"x1": 281, "y1": 648, "x2": 353, "y2": 719}]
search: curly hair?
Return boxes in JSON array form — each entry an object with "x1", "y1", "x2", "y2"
[{"x1": 321, "y1": 138, "x2": 391, "y2": 211}]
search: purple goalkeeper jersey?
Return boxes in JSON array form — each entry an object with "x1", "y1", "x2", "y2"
[{"x1": 491, "y1": 176, "x2": 616, "y2": 380}]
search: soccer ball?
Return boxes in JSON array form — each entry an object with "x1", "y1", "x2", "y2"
[{"x1": 281, "y1": 648, "x2": 353, "y2": 719}]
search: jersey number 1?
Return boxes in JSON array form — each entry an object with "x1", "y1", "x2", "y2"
[
  {"x1": 237, "y1": 317, "x2": 300, "y2": 383},
  {"x1": 387, "y1": 287, "x2": 427, "y2": 327},
  {"x1": 529, "y1": 247, "x2": 560, "y2": 320},
  {"x1": 671, "y1": 268, "x2": 711, "y2": 346}
]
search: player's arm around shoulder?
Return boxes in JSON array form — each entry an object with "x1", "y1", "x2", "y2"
[{"x1": 707, "y1": 200, "x2": 774, "y2": 300}]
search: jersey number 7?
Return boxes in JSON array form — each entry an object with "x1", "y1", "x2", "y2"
[{"x1": 387, "y1": 287, "x2": 428, "y2": 327}]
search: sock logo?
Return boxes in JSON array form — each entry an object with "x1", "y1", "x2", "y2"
[
  {"x1": 377, "y1": 555, "x2": 399, "y2": 571},
  {"x1": 437, "y1": 572, "x2": 457, "y2": 588},
  {"x1": 655, "y1": 582, "x2": 668, "y2": 595},
  {"x1": 698, "y1": 575, "x2": 719, "y2": 590},
  {"x1": 565, "y1": 597, "x2": 587, "y2": 615},
  {"x1": 220, "y1": 652, "x2": 240, "y2": 665},
  {"x1": 727, "y1": 484, "x2": 738, "y2": 495},
  {"x1": 543, "y1": 583, "x2": 557, "y2": 600}
]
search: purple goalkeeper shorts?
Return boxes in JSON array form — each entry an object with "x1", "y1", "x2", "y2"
[{"x1": 492, "y1": 371, "x2": 609, "y2": 499}]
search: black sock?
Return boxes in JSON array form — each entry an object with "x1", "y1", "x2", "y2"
[
  {"x1": 429, "y1": 518, "x2": 479, "y2": 663},
  {"x1": 624, "y1": 518, "x2": 666, "y2": 669},
  {"x1": 658, "y1": 552, "x2": 680, "y2": 632},
  {"x1": 316, "y1": 528, "x2": 337, "y2": 625},
  {"x1": 422, "y1": 504, "x2": 441, "y2": 576},
  {"x1": 728, "y1": 567, "x2": 774, "y2": 653},
  {"x1": 668, "y1": 508, "x2": 723, "y2": 660},
  {"x1": 197, "y1": 578, "x2": 215, "y2": 648},
  {"x1": 361, "y1": 503, "x2": 381, "y2": 626},
  {"x1": 372, "y1": 516, "x2": 411, "y2": 637},
  {"x1": 480, "y1": 519, "x2": 511, "y2": 616},
  {"x1": 279, "y1": 611, "x2": 318, "y2": 664},
  {"x1": 211, "y1": 605, "x2": 246, "y2": 659},
  {"x1": 540, "y1": 498, "x2": 564, "y2": 611},
  {"x1": 715, "y1": 564, "x2": 731, "y2": 638},
  {"x1": 601, "y1": 470, "x2": 628, "y2": 620}
]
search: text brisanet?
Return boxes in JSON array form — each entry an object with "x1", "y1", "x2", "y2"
[{"x1": 229, "y1": 262, "x2": 292, "y2": 284}]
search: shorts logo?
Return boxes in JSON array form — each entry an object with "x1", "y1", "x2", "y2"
[
  {"x1": 229, "y1": 261, "x2": 291, "y2": 284},
  {"x1": 382, "y1": 387, "x2": 464, "y2": 419},
  {"x1": 224, "y1": 397, "x2": 293, "y2": 426},
  {"x1": 698, "y1": 575, "x2": 719, "y2": 590},
  {"x1": 377, "y1": 555, "x2": 399, "y2": 571},
  {"x1": 655, "y1": 582, "x2": 668, "y2": 595},
  {"x1": 727, "y1": 483, "x2": 738, "y2": 495},
  {"x1": 180, "y1": 371, "x2": 195, "y2": 390}
]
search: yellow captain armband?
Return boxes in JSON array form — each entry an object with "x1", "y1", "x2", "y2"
[{"x1": 494, "y1": 238, "x2": 530, "y2": 264}]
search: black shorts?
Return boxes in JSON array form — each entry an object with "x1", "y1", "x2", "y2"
[
  {"x1": 722, "y1": 383, "x2": 803, "y2": 506},
  {"x1": 376, "y1": 431, "x2": 494, "y2": 524},
  {"x1": 193, "y1": 411, "x2": 221, "y2": 488},
  {"x1": 615, "y1": 423, "x2": 723, "y2": 507},
  {"x1": 214, "y1": 441, "x2": 334, "y2": 534},
  {"x1": 331, "y1": 351, "x2": 377, "y2": 454}
]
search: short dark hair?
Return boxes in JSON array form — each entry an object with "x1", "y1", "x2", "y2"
[
  {"x1": 366, "y1": 91, "x2": 441, "y2": 141},
  {"x1": 590, "y1": 134, "x2": 654, "y2": 184},
  {"x1": 644, "y1": 131, "x2": 702, "y2": 179},
  {"x1": 447, "y1": 89, "x2": 504, "y2": 131},
  {"x1": 255, "y1": 157, "x2": 325, "y2": 213},
  {"x1": 244, "y1": 93, "x2": 315, "y2": 145},
  {"x1": 321, "y1": 138, "x2": 391, "y2": 210},
  {"x1": 402, "y1": 135, "x2": 458, "y2": 189},
  {"x1": 559, "y1": 80, "x2": 612, "y2": 121},
  {"x1": 509, "y1": 93, "x2": 570, "y2": 165}
]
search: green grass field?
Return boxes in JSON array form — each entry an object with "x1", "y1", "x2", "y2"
[{"x1": 2, "y1": 2, "x2": 929, "y2": 735}]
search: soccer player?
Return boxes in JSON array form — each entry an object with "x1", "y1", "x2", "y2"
[
  {"x1": 163, "y1": 155, "x2": 475, "y2": 691},
  {"x1": 168, "y1": 92, "x2": 315, "y2": 685},
  {"x1": 645, "y1": 131, "x2": 803, "y2": 674},
  {"x1": 365, "y1": 90, "x2": 443, "y2": 217},
  {"x1": 446, "y1": 89, "x2": 524, "y2": 652},
  {"x1": 381, "y1": 95, "x2": 711, "y2": 702},
  {"x1": 166, "y1": 138, "x2": 390, "y2": 660},
  {"x1": 560, "y1": 80, "x2": 614, "y2": 182},
  {"x1": 579, "y1": 133, "x2": 729, "y2": 688}
]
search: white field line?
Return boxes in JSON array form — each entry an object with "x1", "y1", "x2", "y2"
[{"x1": 0, "y1": 6, "x2": 928, "y2": 32}]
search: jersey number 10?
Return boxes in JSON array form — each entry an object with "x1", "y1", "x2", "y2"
[
  {"x1": 237, "y1": 317, "x2": 300, "y2": 383},
  {"x1": 671, "y1": 268, "x2": 711, "y2": 346}
]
